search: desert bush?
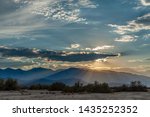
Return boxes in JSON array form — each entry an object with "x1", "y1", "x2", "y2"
[
  {"x1": 4, "y1": 78, "x2": 19, "y2": 91},
  {"x1": 129, "y1": 81, "x2": 147, "y2": 92},
  {"x1": 113, "y1": 81, "x2": 147, "y2": 92},
  {"x1": 0, "y1": 78, "x2": 147, "y2": 93},
  {"x1": 0, "y1": 79, "x2": 5, "y2": 90},
  {"x1": 72, "y1": 81, "x2": 84, "y2": 93},
  {"x1": 29, "y1": 84, "x2": 49, "y2": 90},
  {"x1": 49, "y1": 82, "x2": 66, "y2": 91},
  {"x1": 62, "y1": 81, "x2": 111, "y2": 93},
  {"x1": 84, "y1": 82, "x2": 111, "y2": 93}
]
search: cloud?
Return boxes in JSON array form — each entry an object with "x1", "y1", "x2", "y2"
[
  {"x1": 85, "y1": 45, "x2": 114, "y2": 51},
  {"x1": 66, "y1": 44, "x2": 80, "y2": 49},
  {"x1": 0, "y1": 1, "x2": 50, "y2": 37},
  {"x1": 77, "y1": 0, "x2": 98, "y2": 8},
  {"x1": 140, "y1": 0, "x2": 150, "y2": 6},
  {"x1": 66, "y1": 45, "x2": 115, "y2": 51},
  {"x1": 115, "y1": 35, "x2": 137, "y2": 42},
  {"x1": 0, "y1": 0, "x2": 20, "y2": 15},
  {"x1": 146, "y1": 58, "x2": 150, "y2": 60},
  {"x1": 92, "y1": 45, "x2": 114, "y2": 51},
  {"x1": 108, "y1": 13, "x2": 150, "y2": 35},
  {"x1": 95, "y1": 58, "x2": 108, "y2": 63},
  {"x1": 128, "y1": 58, "x2": 150, "y2": 63},
  {"x1": 0, "y1": 0, "x2": 97, "y2": 38},
  {"x1": 128, "y1": 59, "x2": 144, "y2": 63},
  {"x1": 12, "y1": 0, "x2": 97, "y2": 23},
  {"x1": 0, "y1": 46, "x2": 118, "y2": 62}
]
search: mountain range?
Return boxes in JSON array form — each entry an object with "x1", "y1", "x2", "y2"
[{"x1": 0, "y1": 68, "x2": 150, "y2": 87}]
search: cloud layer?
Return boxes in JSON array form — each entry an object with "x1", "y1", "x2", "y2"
[
  {"x1": 109, "y1": 13, "x2": 150, "y2": 43},
  {"x1": 0, "y1": 0, "x2": 97, "y2": 38},
  {"x1": 115, "y1": 35, "x2": 137, "y2": 42},
  {"x1": 0, "y1": 46, "x2": 118, "y2": 62},
  {"x1": 109, "y1": 13, "x2": 150, "y2": 35},
  {"x1": 15, "y1": 0, "x2": 97, "y2": 23}
]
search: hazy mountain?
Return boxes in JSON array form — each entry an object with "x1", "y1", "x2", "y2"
[
  {"x1": 0, "y1": 68, "x2": 55, "y2": 84},
  {"x1": 32, "y1": 68, "x2": 150, "y2": 87},
  {"x1": 0, "y1": 67, "x2": 150, "y2": 86}
]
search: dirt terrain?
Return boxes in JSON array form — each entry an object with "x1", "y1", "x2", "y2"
[{"x1": 0, "y1": 90, "x2": 150, "y2": 100}]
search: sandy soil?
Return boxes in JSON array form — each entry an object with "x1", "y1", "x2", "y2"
[{"x1": 0, "y1": 90, "x2": 150, "y2": 100}]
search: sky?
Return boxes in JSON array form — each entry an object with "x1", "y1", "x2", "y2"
[{"x1": 0, "y1": 0, "x2": 150, "y2": 76}]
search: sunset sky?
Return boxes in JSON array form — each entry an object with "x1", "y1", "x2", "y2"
[{"x1": 0, "y1": 0, "x2": 149, "y2": 76}]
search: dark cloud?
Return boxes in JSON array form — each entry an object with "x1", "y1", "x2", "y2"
[
  {"x1": 146, "y1": 58, "x2": 150, "y2": 60},
  {"x1": 0, "y1": 47, "x2": 118, "y2": 62},
  {"x1": 136, "y1": 14, "x2": 150, "y2": 25}
]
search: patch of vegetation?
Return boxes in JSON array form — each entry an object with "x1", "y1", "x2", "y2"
[
  {"x1": 49, "y1": 82, "x2": 66, "y2": 91},
  {"x1": 29, "y1": 81, "x2": 111, "y2": 93},
  {"x1": 0, "y1": 78, "x2": 148, "y2": 93},
  {"x1": 84, "y1": 81, "x2": 111, "y2": 93},
  {"x1": 0, "y1": 79, "x2": 5, "y2": 90},
  {"x1": 0, "y1": 78, "x2": 19, "y2": 91},
  {"x1": 27, "y1": 81, "x2": 149, "y2": 93},
  {"x1": 29, "y1": 84, "x2": 49, "y2": 90},
  {"x1": 113, "y1": 81, "x2": 147, "y2": 92},
  {"x1": 63, "y1": 81, "x2": 111, "y2": 93}
]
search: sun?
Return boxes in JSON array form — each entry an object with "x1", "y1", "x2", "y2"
[{"x1": 85, "y1": 58, "x2": 111, "y2": 71}]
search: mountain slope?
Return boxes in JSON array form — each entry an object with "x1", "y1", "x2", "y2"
[
  {"x1": 0, "y1": 67, "x2": 150, "y2": 86},
  {"x1": 32, "y1": 68, "x2": 150, "y2": 86}
]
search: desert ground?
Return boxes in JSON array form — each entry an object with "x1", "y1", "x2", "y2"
[{"x1": 0, "y1": 90, "x2": 150, "y2": 100}]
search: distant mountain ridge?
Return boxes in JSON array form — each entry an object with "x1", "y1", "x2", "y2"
[
  {"x1": 0, "y1": 68, "x2": 55, "y2": 84},
  {"x1": 33, "y1": 68, "x2": 150, "y2": 86},
  {"x1": 0, "y1": 67, "x2": 150, "y2": 86}
]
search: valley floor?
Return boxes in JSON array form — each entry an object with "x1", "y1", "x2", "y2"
[{"x1": 0, "y1": 90, "x2": 150, "y2": 100}]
